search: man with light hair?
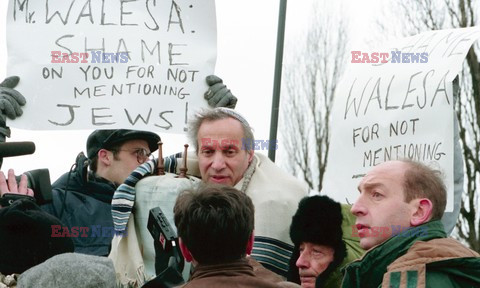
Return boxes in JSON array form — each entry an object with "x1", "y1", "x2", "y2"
[
  {"x1": 110, "y1": 107, "x2": 308, "y2": 284},
  {"x1": 185, "y1": 107, "x2": 308, "y2": 277},
  {"x1": 343, "y1": 159, "x2": 480, "y2": 287}
]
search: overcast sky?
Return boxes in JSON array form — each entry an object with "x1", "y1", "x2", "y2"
[{"x1": 0, "y1": 0, "x2": 380, "y2": 181}]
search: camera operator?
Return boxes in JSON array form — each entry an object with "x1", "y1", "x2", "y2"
[
  {"x1": 0, "y1": 169, "x2": 33, "y2": 206},
  {"x1": 0, "y1": 168, "x2": 74, "y2": 286},
  {"x1": 0, "y1": 169, "x2": 33, "y2": 287}
]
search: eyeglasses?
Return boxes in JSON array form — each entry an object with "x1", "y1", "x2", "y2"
[{"x1": 114, "y1": 148, "x2": 153, "y2": 164}]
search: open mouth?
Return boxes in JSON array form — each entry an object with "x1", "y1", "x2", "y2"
[
  {"x1": 211, "y1": 175, "x2": 228, "y2": 183},
  {"x1": 356, "y1": 224, "x2": 370, "y2": 236}
]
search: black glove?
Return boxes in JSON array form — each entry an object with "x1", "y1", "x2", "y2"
[
  {"x1": 204, "y1": 75, "x2": 237, "y2": 109},
  {"x1": 0, "y1": 76, "x2": 26, "y2": 120}
]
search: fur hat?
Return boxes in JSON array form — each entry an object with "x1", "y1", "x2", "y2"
[
  {"x1": 0, "y1": 198, "x2": 74, "y2": 274},
  {"x1": 287, "y1": 195, "x2": 346, "y2": 287},
  {"x1": 289, "y1": 195, "x2": 343, "y2": 247}
]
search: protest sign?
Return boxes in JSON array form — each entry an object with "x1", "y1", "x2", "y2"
[
  {"x1": 6, "y1": 0, "x2": 216, "y2": 132},
  {"x1": 323, "y1": 27, "x2": 480, "y2": 211}
]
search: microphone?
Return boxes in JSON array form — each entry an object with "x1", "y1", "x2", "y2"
[{"x1": 0, "y1": 142, "x2": 36, "y2": 158}]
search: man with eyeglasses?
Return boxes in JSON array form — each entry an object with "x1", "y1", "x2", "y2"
[
  {"x1": 42, "y1": 76, "x2": 237, "y2": 256},
  {"x1": 42, "y1": 129, "x2": 160, "y2": 256}
]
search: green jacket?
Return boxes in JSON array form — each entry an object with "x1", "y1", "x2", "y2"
[
  {"x1": 323, "y1": 204, "x2": 364, "y2": 288},
  {"x1": 342, "y1": 220, "x2": 480, "y2": 288}
]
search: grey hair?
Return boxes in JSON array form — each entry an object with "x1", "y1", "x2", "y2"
[{"x1": 188, "y1": 108, "x2": 255, "y2": 153}]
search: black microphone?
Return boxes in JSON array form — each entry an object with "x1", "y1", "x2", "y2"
[{"x1": 0, "y1": 142, "x2": 36, "y2": 157}]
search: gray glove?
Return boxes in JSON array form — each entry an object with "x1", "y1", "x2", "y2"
[
  {"x1": 0, "y1": 76, "x2": 26, "y2": 120},
  {"x1": 204, "y1": 75, "x2": 237, "y2": 109}
]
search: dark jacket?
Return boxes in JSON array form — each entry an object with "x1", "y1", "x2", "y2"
[
  {"x1": 342, "y1": 220, "x2": 480, "y2": 288},
  {"x1": 42, "y1": 152, "x2": 117, "y2": 256}
]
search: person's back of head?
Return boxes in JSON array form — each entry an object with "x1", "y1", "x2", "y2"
[
  {"x1": 18, "y1": 253, "x2": 116, "y2": 288},
  {"x1": 174, "y1": 183, "x2": 255, "y2": 265},
  {"x1": 0, "y1": 198, "x2": 74, "y2": 274}
]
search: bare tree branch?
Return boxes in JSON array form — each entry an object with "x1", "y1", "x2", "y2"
[{"x1": 280, "y1": 1, "x2": 348, "y2": 192}]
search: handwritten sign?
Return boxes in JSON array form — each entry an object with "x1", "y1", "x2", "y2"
[
  {"x1": 6, "y1": 0, "x2": 216, "y2": 132},
  {"x1": 323, "y1": 27, "x2": 480, "y2": 211}
]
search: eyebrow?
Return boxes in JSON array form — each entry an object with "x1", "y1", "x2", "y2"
[
  {"x1": 200, "y1": 145, "x2": 214, "y2": 150},
  {"x1": 222, "y1": 144, "x2": 239, "y2": 150},
  {"x1": 358, "y1": 182, "x2": 385, "y2": 193},
  {"x1": 133, "y1": 147, "x2": 149, "y2": 152},
  {"x1": 200, "y1": 143, "x2": 240, "y2": 150}
]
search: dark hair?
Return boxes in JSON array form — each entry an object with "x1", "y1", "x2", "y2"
[
  {"x1": 88, "y1": 143, "x2": 122, "y2": 172},
  {"x1": 174, "y1": 184, "x2": 255, "y2": 265},
  {"x1": 402, "y1": 160, "x2": 446, "y2": 220}
]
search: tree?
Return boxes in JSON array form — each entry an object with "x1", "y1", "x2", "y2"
[
  {"x1": 380, "y1": 0, "x2": 479, "y2": 251},
  {"x1": 280, "y1": 2, "x2": 348, "y2": 192}
]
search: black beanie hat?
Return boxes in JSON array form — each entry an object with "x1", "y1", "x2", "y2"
[
  {"x1": 0, "y1": 198, "x2": 74, "y2": 274},
  {"x1": 287, "y1": 195, "x2": 347, "y2": 287}
]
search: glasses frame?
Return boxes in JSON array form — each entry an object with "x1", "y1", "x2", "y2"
[{"x1": 113, "y1": 148, "x2": 153, "y2": 164}]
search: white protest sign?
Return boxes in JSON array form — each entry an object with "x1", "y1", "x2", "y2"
[
  {"x1": 323, "y1": 27, "x2": 480, "y2": 211},
  {"x1": 6, "y1": 0, "x2": 216, "y2": 132}
]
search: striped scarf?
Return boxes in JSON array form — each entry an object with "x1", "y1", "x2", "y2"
[
  {"x1": 111, "y1": 155, "x2": 257, "y2": 232},
  {"x1": 111, "y1": 158, "x2": 157, "y2": 232}
]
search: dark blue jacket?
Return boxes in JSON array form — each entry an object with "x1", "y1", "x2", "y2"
[{"x1": 42, "y1": 152, "x2": 116, "y2": 256}]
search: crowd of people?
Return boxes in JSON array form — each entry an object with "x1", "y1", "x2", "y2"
[{"x1": 0, "y1": 74, "x2": 480, "y2": 288}]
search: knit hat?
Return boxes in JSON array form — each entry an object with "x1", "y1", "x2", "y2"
[
  {"x1": 215, "y1": 107, "x2": 251, "y2": 129},
  {"x1": 287, "y1": 195, "x2": 347, "y2": 287},
  {"x1": 18, "y1": 253, "x2": 116, "y2": 288},
  {"x1": 0, "y1": 198, "x2": 74, "y2": 274},
  {"x1": 86, "y1": 129, "x2": 161, "y2": 159}
]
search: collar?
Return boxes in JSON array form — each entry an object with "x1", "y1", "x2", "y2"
[
  {"x1": 234, "y1": 154, "x2": 259, "y2": 193},
  {"x1": 190, "y1": 258, "x2": 255, "y2": 281},
  {"x1": 342, "y1": 220, "x2": 446, "y2": 287}
]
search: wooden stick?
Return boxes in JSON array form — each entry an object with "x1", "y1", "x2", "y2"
[
  {"x1": 157, "y1": 141, "x2": 165, "y2": 175},
  {"x1": 178, "y1": 144, "x2": 189, "y2": 178}
]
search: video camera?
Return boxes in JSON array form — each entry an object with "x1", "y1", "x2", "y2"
[
  {"x1": 142, "y1": 206, "x2": 185, "y2": 288},
  {"x1": 147, "y1": 206, "x2": 184, "y2": 274},
  {"x1": 0, "y1": 141, "x2": 52, "y2": 205}
]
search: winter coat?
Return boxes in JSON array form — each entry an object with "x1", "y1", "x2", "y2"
[
  {"x1": 176, "y1": 258, "x2": 300, "y2": 288},
  {"x1": 342, "y1": 220, "x2": 480, "y2": 288},
  {"x1": 109, "y1": 153, "x2": 308, "y2": 285},
  {"x1": 42, "y1": 152, "x2": 117, "y2": 256}
]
